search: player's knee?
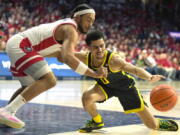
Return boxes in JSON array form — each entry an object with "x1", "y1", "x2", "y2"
[
  {"x1": 48, "y1": 75, "x2": 57, "y2": 88},
  {"x1": 82, "y1": 92, "x2": 94, "y2": 104},
  {"x1": 41, "y1": 72, "x2": 57, "y2": 88}
]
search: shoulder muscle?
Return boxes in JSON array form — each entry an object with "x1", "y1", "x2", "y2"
[{"x1": 54, "y1": 24, "x2": 78, "y2": 42}]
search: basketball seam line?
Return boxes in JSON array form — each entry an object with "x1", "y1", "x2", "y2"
[{"x1": 152, "y1": 94, "x2": 175, "y2": 105}]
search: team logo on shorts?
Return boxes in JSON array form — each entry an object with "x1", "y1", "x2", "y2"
[{"x1": 24, "y1": 46, "x2": 33, "y2": 52}]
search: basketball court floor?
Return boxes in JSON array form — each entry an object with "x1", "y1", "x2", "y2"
[{"x1": 0, "y1": 80, "x2": 179, "y2": 135}]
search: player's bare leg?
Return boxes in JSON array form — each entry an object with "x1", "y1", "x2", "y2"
[
  {"x1": 21, "y1": 72, "x2": 56, "y2": 101},
  {"x1": 0, "y1": 71, "x2": 56, "y2": 128},
  {"x1": 136, "y1": 106, "x2": 178, "y2": 131},
  {"x1": 136, "y1": 106, "x2": 158, "y2": 129},
  {"x1": 79, "y1": 84, "x2": 106, "y2": 132},
  {"x1": 8, "y1": 86, "x2": 27, "y2": 104}
]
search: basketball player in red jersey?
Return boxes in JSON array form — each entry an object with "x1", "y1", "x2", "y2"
[{"x1": 0, "y1": 4, "x2": 107, "y2": 128}]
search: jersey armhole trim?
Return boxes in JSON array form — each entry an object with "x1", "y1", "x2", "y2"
[{"x1": 108, "y1": 53, "x2": 121, "y2": 73}]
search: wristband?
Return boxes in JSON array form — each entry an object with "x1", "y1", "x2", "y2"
[{"x1": 75, "y1": 61, "x2": 88, "y2": 75}]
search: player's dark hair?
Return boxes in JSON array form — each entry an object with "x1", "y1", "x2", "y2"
[
  {"x1": 85, "y1": 30, "x2": 104, "y2": 46},
  {"x1": 71, "y1": 4, "x2": 94, "y2": 18}
]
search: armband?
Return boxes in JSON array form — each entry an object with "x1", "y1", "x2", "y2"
[{"x1": 75, "y1": 61, "x2": 88, "y2": 75}]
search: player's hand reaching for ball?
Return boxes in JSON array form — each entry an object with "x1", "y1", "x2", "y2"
[
  {"x1": 95, "y1": 66, "x2": 108, "y2": 78},
  {"x1": 149, "y1": 75, "x2": 166, "y2": 83}
]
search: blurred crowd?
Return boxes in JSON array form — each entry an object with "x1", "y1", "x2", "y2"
[{"x1": 0, "y1": 0, "x2": 180, "y2": 80}]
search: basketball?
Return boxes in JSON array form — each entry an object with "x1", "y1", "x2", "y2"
[{"x1": 150, "y1": 84, "x2": 178, "y2": 112}]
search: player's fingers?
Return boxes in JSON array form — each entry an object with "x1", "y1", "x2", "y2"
[
  {"x1": 150, "y1": 76, "x2": 161, "y2": 83},
  {"x1": 103, "y1": 68, "x2": 108, "y2": 78},
  {"x1": 155, "y1": 75, "x2": 165, "y2": 79},
  {"x1": 99, "y1": 65, "x2": 104, "y2": 69},
  {"x1": 159, "y1": 75, "x2": 166, "y2": 79}
]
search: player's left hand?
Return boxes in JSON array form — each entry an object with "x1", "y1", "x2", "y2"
[{"x1": 149, "y1": 75, "x2": 166, "y2": 83}]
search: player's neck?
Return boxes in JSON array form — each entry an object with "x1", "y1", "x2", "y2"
[{"x1": 91, "y1": 56, "x2": 104, "y2": 68}]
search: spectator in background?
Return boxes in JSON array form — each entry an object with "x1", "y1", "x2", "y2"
[
  {"x1": 171, "y1": 57, "x2": 180, "y2": 80},
  {"x1": 0, "y1": 37, "x2": 6, "y2": 51},
  {"x1": 136, "y1": 54, "x2": 146, "y2": 68},
  {"x1": 140, "y1": 50, "x2": 168, "y2": 79},
  {"x1": 141, "y1": 50, "x2": 158, "y2": 74},
  {"x1": 156, "y1": 53, "x2": 176, "y2": 80},
  {"x1": 0, "y1": 22, "x2": 6, "y2": 52}
]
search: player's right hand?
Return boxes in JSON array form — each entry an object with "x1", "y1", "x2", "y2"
[
  {"x1": 94, "y1": 66, "x2": 108, "y2": 78},
  {"x1": 149, "y1": 75, "x2": 166, "y2": 83}
]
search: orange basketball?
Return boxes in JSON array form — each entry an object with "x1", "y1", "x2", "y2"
[{"x1": 150, "y1": 84, "x2": 178, "y2": 112}]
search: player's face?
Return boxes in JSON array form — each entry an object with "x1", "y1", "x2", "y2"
[
  {"x1": 78, "y1": 13, "x2": 95, "y2": 34},
  {"x1": 90, "y1": 38, "x2": 106, "y2": 59}
]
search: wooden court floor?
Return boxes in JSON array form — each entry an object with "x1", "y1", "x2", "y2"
[{"x1": 0, "y1": 80, "x2": 179, "y2": 135}]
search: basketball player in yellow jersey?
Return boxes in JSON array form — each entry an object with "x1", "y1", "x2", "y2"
[{"x1": 67, "y1": 30, "x2": 178, "y2": 133}]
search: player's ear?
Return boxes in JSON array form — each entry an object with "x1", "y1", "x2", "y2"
[{"x1": 74, "y1": 15, "x2": 81, "y2": 22}]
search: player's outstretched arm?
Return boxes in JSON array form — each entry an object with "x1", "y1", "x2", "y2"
[{"x1": 111, "y1": 54, "x2": 165, "y2": 82}]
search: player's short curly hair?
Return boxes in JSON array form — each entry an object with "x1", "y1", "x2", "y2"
[{"x1": 85, "y1": 30, "x2": 104, "y2": 46}]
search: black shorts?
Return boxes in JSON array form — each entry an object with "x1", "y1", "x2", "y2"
[{"x1": 97, "y1": 84, "x2": 147, "y2": 114}]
